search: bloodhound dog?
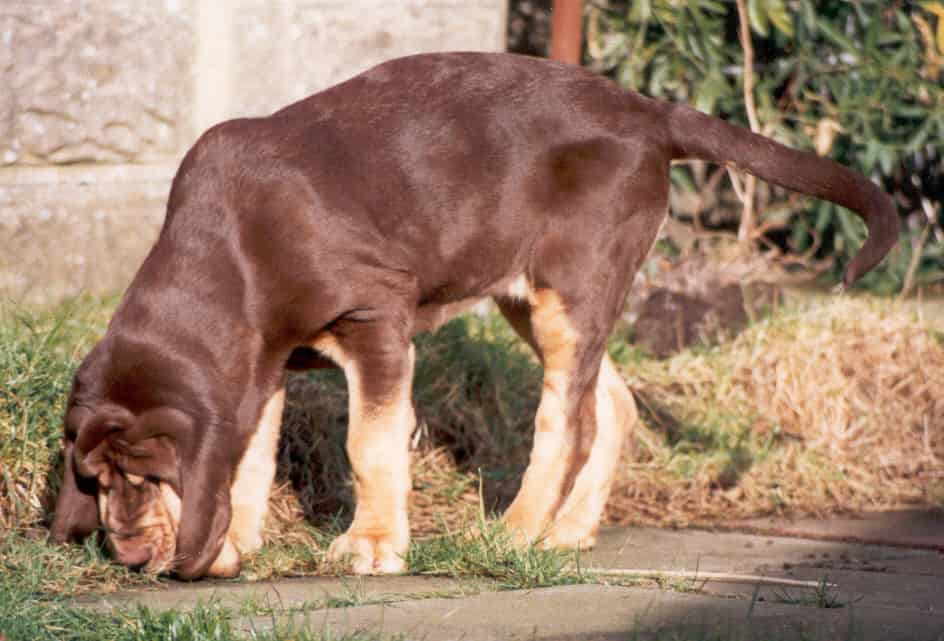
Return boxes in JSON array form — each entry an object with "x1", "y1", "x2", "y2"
[{"x1": 51, "y1": 52, "x2": 897, "y2": 578}]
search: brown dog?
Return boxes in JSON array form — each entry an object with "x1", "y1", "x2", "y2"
[{"x1": 50, "y1": 52, "x2": 897, "y2": 579}]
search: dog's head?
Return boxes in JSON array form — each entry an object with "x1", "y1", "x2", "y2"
[{"x1": 50, "y1": 348, "x2": 241, "y2": 579}]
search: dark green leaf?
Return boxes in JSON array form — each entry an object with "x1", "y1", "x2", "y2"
[
  {"x1": 816, "y1": 16, "x2": 859, "y2": 52},
  {"x1": 800, "y1": 0, "x2": 818, "y2": 33}
]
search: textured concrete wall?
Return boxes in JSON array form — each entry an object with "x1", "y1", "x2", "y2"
[{"x1": 1, "y1": 0, "x2": 507, "y2": 305}]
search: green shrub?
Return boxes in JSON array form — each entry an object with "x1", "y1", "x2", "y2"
[{"x1": 585, "y1": 0, "x2": 943, "y2": 291}]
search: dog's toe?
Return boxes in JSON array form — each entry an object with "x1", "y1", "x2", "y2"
[{"x1": 327, "y1": 531, "x2": 406, "y2": 575}]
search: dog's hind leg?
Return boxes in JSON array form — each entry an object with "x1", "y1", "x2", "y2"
[
  {"x1": 543, "y1": 354, "x2": 636, "y2": 547},
  {"x1": 496, "y1": 204, "x2": 659, "y2": 548},
  {"x1": 496, "y1": 289, "x2": 613, "y2": 546},
  {"x1": 314, "y1": 309, "x2": 416, "y2": 575},
  {"x1": 497, "y1": 294, "x2": 636, "y2": 549}
]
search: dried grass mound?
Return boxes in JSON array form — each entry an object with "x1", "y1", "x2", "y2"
[
  {"x1": 736, "y1": 298, "x2": 943, "y2": 465},
  {"x1": 609, "y1": 296, "x2": 944, "y2": 526}
]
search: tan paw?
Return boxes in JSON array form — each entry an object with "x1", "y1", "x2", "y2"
[
  {"x1": 542, "y1": 521, "x2": 598, "y2": 550},
  {"x1": 501, "y1": 521, "x2": 554, "y2": 550},
  {"x1": 229, "y1": 527, "x2": 264, "y2": 555},
  {"x1": 501, "y1": 506, "x2": 549, "y2": 546},
  {"x1": 502, "y1": 524, "x2": 539, "y2": 547},
  {"x1": 205, "y1": 536, "x2": 242, "y2": 578},
  {"x1": 327, "y1": 531, "x2": 406, "y2": 575}
]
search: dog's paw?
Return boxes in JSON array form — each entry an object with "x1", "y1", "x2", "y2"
[
  {"x1": 327, "y1": 531, "x2": 406, "y2": 575},
  {"x1": 229, "y1": 528, "x2": 264, "y2": 555},
  {"x1": 501, "y1": 506, "x2": 548, "y2": 546},
  {"x1": 205, "y1": 536, "x2": 242, "y2": 578},
  {"x1": 541, "y1": 520, "x2": 598, "y2": 550}
]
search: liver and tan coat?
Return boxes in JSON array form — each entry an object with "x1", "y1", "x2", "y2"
[{"x1": 50, "y1": 52, "x2": 898, "y2": 579}]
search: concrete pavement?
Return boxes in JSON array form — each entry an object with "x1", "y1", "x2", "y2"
[{"x1": 80, "y1": 513, "x2": 944, "y2": 640}]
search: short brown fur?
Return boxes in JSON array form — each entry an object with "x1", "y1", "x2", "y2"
[{"x1": 51, "y1": 53, "x2": 898, "y2": 578}]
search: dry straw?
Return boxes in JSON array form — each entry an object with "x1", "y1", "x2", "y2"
[{"x1": 608, "y1": 296, "x2": 944, "y2": 527}]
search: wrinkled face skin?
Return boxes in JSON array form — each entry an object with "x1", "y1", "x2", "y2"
[
  {"x1": 96, "y1": 470, "x2": 182, "y2": 574},
  {"x1": 62, "y1": 406, "x2": 191, "y2": 575},
  {"x1": 52, "y1": 396, "x2": 241, "y2": 579}
]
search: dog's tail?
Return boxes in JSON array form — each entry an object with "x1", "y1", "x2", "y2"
[{"x1": 667, "y1": 103, "x2": 898, "y2": 286}]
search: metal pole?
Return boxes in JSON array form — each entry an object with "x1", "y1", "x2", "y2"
[{"x1": 550, "y1": 0, "x2": 583, "y2": 65}]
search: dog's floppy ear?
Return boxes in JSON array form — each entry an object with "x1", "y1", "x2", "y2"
[
  {"x1": 50, "y1": 408, "x2": 100, "y2": 543},
  {"x1": 104, "y1": 406, "x2": 185, "y2": 493},
  {"x1": 173, "y1": 439, "x2": 235, "y2": 579},
  {"x1": 73, "y1": 405, "x2": 183, "y2": 486},
  {"x1": 50, "y1": 439, "x2": 101, "y2": 542},
  {"x1": 70, "y1": 406, "x2": 134, "y2": 487},
  {"x1": 51, "y1": 404, "x2": 185, "y2": 544}
]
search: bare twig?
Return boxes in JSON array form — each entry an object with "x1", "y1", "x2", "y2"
[
  {"x1": 734, "y1": 0, "x2": 760, "y2": 248},
  {"x1": 586, "y1": 567, "x2": 836, "y2": 589},
  {"x1": 899, "y1": 223, "x2": 930, "y2": 299},
  {"x1": 899, "y1": 198, "x2": 937, "y2": 299},
  {"x1": 726, "y1": 163, "x2": 746, "y2": 202}
]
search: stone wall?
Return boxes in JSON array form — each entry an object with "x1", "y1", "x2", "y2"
[{"x1": 0, "y1": 0, "x2": 507, "y2": 305}]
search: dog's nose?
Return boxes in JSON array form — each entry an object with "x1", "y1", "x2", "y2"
[{"x1": 114, "y1": 545, "x2": 152, "y2": 570}]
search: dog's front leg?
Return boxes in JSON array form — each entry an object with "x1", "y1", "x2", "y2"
[
  {"x1": 313, "y1": 321, "x2": 415, "y2": 575},
  {"x1": 228, "y1": 385, "x2": 286, "y2": 556}
]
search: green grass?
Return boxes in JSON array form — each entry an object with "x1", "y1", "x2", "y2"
[
  {"x1": 0, "y1": 530, "x2": 154, "y2": 598},
  {"x1": 406, "y1": 517, "x2": 591, "y2": 590},
  {"x1": 0, "y1": 594, "x2": 399, "y2": 641},
  {"x1": 0, "y1": 295, "x2": 116, "y2": 534}
]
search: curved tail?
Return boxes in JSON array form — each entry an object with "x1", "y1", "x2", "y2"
[{"x1": 667, "y1": 104, "x2": 898, "y2": 286}]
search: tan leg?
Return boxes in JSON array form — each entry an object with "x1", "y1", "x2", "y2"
[
  {"x1": 228, "y1": 386, "x2": 285, "y2": 555},
  {"x1": 544, "y1": 355, "x2": 636, "y2": 547},
  {"x1": 500, "y1": 289, "x2": 584, "y2": 543},
  {"x1": 315, "y1": 333, "x2": 415, "y2": 575},
  {"x1": 497, "y1": 291, "x2": 635, "y2": 548}
]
